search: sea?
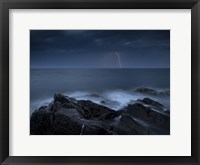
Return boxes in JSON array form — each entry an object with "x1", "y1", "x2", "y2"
[{"x1": 30, "y1": 68, "x2": 170, "y2": 113}]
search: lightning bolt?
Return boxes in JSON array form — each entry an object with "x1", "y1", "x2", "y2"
[{"x1": 115, "y1": 52, "x2": 122, "y2": 68}]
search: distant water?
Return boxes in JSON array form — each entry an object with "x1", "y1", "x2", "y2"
[{"x1": 30, "y1": 68, "x2": 170, "y2": 113}]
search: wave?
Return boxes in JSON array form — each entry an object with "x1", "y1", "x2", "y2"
[
  {"x1": 65, "y1": 90, "x2": 143, "y2": 110},
  {"x1": 30, "y1": 89, "x2": 170, "y2": 114}
]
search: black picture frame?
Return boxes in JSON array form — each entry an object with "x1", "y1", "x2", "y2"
[{"x1": 0, "y1": 0, "x2": 199, "y2": 164}]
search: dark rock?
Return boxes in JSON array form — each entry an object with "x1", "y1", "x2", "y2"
[
  {"x1": 159, "y1": 89, "x2": 170, "y2": 96},
  {"x1": 135, "y1": 87, "x2": 157, "y2": 95},
  {"x1": 101, "y1": 100, "x2": 106, "y2": 104},
  {"x1": 165, "y1": 110, "x2": 170, "y2": 114},
  {"x1": 31, "y1": 94, "x2": 117, "y2": 135},
  {"x1": 30, "y1": 93, "x2": 170, "y2": 135},
  {"x1": 76, "y1": 100, "x2": 118, "y2": 120},
  {"x1": 138, "y1": 98, "x2": 164, "y2": 108},
  {"x1": 31, "y1": 106, "x2": 113, "y2": 135},
  {"x1": 113, "y1": 114, "x2": 149, "y2": 135},
  {"x1": 52, "y1": 94, "x2": 76, "y2": 112},
  {"x1": 54, "y1": 94, "x2": 70, "y2": 104},
  {"x1": 126, "y1": 103, "x2": 170, "y2": 130},
  {"x1": 100, "y1": 99, "x2": 120, "y2": 108},
  {"x1": 53, "y1": 109, "x2": 82, "y2": 135},
  {"x1": 135, "y1": 87, "x2": 170, "y2": 96},
  {"x1": 30, "y1": 108, "x2": 54, "y2": 135},
  {"x1": 81, "y1": 124, "x2": 112, "y2": 135}
]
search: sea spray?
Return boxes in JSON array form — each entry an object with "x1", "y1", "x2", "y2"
[{"x1": 80, "y1": 124, "x2": 85, "y2": 135}]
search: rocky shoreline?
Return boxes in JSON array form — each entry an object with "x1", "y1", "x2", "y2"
[{"x1": 30, "y1": 88, "x2": 170, "y2": 135}]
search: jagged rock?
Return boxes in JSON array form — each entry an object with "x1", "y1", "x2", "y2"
[
  {"x1": 113, "y1": 114, "x2": 149, "y2": 135},
  {"x1": 31, "y1": 94, "x2": 118, "y2": 135},
  {"x1": 76, "y1": 100, "x2": 118, "y2": 120},
  {"x1": 30, "y1": 93, "x2": 170, "y2": 135},
  {"x1": 135, "y1": 87, "x2": 170, "y2": 96},
  {"x1": 30, "y1": 108, "x2": 54, "y2": 135},
  {"x1": 54, "y1": 94, "x2": 70, "y2": 103},
  {"x1": 159, "y1": 89, "x2": 170, "y2": 96},
  {"x1": 80, "y1": 124, "x2": 112, "y2": 135},
  {"x1": 138, "y1": 98, "x2": 164, "y2": 108},
  {"x1": 135, "y1": 87, "x2": 157, "y2": 95},
  {"x1": 126, "y1": 103, "x2": 170, "y2": 130},
  {"x1": 53, "y1": 109, "x2": 83, "y2": 135}
]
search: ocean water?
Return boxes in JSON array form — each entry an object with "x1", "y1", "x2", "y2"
[{"x1": 30, "y1": 68, "x2": 170, "y2": 113}]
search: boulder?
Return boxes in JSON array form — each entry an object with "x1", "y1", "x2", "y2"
[
  {"x1": 135, "y1": 87, "x2": 170, "y2": 96},
  {"x1": 138, "y1": 98, "x2": 163, "y2": 107},
  {"x1": 159, "y1": 89, "x2": 170, "y2": 96},
  {"x1": 113, "y1": 114, "x2": 149, "y2": 135},
  {"x1": 126, "y1": 103, "x2": 170, "y2": 130},
  {"x1": 135, "y1": 87, "x2": 157, "y2": 95},
  {"x1": 76, "y1": 100, "x2": 118, "y2": 120},
  {"x1": 30, "y1": 108, "x2": 54, "y2": 135},
  {"x1": 30, "y1": 93, "x2": 170, "y2": 135},
  {"x1": 53, "y1": 109, "x2": 83, "y2": 135},
  {"x1": 31, "y1": 94, "x2": 117, "y2": 135}
]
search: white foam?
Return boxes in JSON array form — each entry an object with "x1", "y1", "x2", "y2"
[
  {"x1": 66, "y1": 90, "x2": 145, "y2": 110},
  {"x1": 31, "y1": 90, "x2": 170, "y2": 113},
  {"x1": 30, "y1": 97, "x2": 52, "y2": 114},
  {"x1": 102, "y1": 90, "x2": 139, "y2": 109}
]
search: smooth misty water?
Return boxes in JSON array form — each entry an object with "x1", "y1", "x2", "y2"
[{"x1": 30, "y1": 68, "x2": 170, "y2": 113}]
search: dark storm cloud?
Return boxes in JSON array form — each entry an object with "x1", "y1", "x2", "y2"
[{"x1": 30, "y1": 30, "x2": 170, "y2": 68}]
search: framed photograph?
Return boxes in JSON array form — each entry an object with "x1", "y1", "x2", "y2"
[{"x1": 1, "y1": 0, "x2": 199, "y2": 164}]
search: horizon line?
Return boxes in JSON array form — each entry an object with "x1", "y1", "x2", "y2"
[{"x1": 30, "y1": 67, "x2": 170, "y2": 69}]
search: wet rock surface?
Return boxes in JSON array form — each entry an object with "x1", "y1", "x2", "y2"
[
  {"x1": 30, "y1": 94, "x2": 170, "y2": 135},
  {"x1": 135, "y1": 87, "x2": 170, "y2": 96},
  {"x1": 126, "y1": 103, "x2": 170, "y2": 131}
]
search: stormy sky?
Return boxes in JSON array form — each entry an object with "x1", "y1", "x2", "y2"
[{"x1": 30, "y1": 30, "x2": 170, "y2": 68}]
